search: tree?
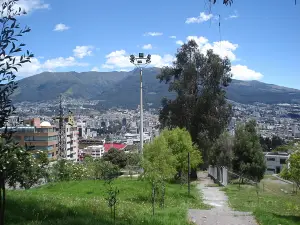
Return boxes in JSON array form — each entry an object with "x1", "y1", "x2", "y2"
[
  {"x1": 157, "y1": 40, "x2": 232, "y2": 167},
  {"x1": 103, "y1": 148, "x2": 127, "y2": 169},
  {"x1": 232, "y1": 120, "x2": 266, "y2": 182},
  {"x1": 289, "y1": 151, "x2": 300, "y2": 193},
  {"x1": 11, "y1": 151, "x2": 49, "y2": 189},
  {"x1": 160, "y1": 127, "x2": 202, "y2": 180},
  {"x1": 0, "y1": 1, "x2": 33, "y2": 224},
  {"x1": 94, "y1": 159, "x2": 120, "y2": 180},
  {"x1": 209, "y1": 131, "x2": 233, "y2": 169},
  {"x1": 209, "y1": 0, "x2": 297, "y2": 5},
  {"x1": 210, "y1": 0, "x2": 233, "y2": 5},
  {"x1": 125, "y1": 152, "x2": 141, "y2": 177},
  {"x1": 142, "y1": 135, "x2": 176, "y2": 214}
]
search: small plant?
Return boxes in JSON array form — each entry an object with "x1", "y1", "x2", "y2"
[{"x1": 105, "y1": 178, "x2": 119, "y2": 224}]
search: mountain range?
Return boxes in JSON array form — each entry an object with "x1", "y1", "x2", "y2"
[{"x1": 13, "y1": 67, "x2": 300, "y2": 109}]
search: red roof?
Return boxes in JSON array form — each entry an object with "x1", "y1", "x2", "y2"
[{"x1": 104, "y1": 143, "x2": 127, "y2": 152}]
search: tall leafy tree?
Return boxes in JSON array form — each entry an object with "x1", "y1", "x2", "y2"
[
  {"x1": 209, "y1": 131, "x2": 233, "y2": 168},
  {"x1": 160, "y1": 127, "x2": 202, "y2": 179},
  {"x1": 0, "y1": 1, "x2": 33, "y2": 224},
  {"x1": 232, "y1": 120, "x2": 266, "y2": 182},
  {"x1": 157, "y1": 40, "x2": 232, "y2": 166}
]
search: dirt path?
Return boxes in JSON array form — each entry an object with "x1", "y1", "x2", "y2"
[{"x1": 188, "y1": 172, "x2": 258, "y2": 225}]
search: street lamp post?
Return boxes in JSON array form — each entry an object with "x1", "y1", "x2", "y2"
[{"x1": 130, "y1": 53, "x2": 151, "y2": 154}]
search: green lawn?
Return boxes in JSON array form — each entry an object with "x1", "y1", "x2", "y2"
[
  {"x1": 223, "y1": 178, "x2": 300, "y2": 225},
  {"x1": 5, "y1": 178, "x2": 207, "y2": 225}
]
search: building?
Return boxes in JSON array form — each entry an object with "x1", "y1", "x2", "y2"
[
  {"x1": 79, "y1": 141, "x2": 127, "y2": 160},
  {"x1": 54, "y1": 112, "x2": 79, "y2": 161},
  {"x1": 265, "y1": 152, "x2": 289, "y2": 174},
  {"x1": 83, "y1": 145, "x2": 105, "y2": 159},
  {"x1": 0, "y1": 118, "x2": 58, "y2": 159}
]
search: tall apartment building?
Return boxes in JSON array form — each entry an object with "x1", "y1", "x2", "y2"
[
  {"x1": 0, "y1": 118, "x2": 58, "y2": 159},
  {"x1": 54, "y1": 112, "x2": 79, "y2": 161}
]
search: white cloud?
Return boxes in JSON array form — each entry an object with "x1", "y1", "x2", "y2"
[
  {"x1": 226, "y1": 11, "x2": 239, "y2": 20},
  {"x1": 42, "y1": 57, "x2": 88, "y2": 70},
  {"x1": 176, "y1": 40, "x2": 184, "y2": 45},
  {"x1": 169, "y1": 36, "x2": 176, "y2": 39},
  {"x1": 14, "y1": 0, "x2": 49, "y2": 14},
  {"x1": 187, "y1": 36, "x2": 209, "y2": 46},
  {"x1": 144, "y1": 32, "x2": 163, "y2": 36},
  {"x1": 186, "y1": 12, "x2": 213, "y2": 24},
  {"x1": 91, "y1": 67, "x2": 99, "y2": 72},
  {"x1": 54, "y1": 23, "x2": 70, "y2": 32},
  {"x1": 73, "y1": 46, "x2": 93, "y2": 58},
  {"x1": 16, "y1": 56, "x2": 89, "y2": 77},
  {"x1": 231, "y1": 65, "x2": 263, "y2": 80},
  {"x1": 102, "y1": 50, "x2": 132, "y2": 69},
  {"x1": 142, "y1": 44, "x2": 153, "y2": 50},
  {"x1": 186, "y1": 36, "x2": 238, "y2": 61},
  {"x1": 150, "y1": 54, "x2": 175, "y2": 67},
  {"x1": 102, "y1": 50, "x2": 174, "y2": 70}
]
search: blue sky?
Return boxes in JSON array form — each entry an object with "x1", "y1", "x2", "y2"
[{"x1": 15, "y1": 0, "x2": 300, "y2": 88}]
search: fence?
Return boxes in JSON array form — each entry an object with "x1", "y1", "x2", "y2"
[
  {"x1": 208, "y1": 165, "x2": 228, "y2": 186},
  {"x1": 208, "y1": 166, "x2": 261, "y2": 187}
]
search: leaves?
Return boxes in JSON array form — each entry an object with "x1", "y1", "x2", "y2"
[
  {"x1": 232, "y1": 120, "x2": 266, "y2": 182},
  {"x1": 157, "y1": 39, "x2": 232, "y2": 165}
]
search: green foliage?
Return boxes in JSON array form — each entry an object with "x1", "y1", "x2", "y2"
[
  {"x1": 0, "y1": 1, "x2": 34, "y2": 223},
  {"x1": 125, "y1": 152, "x2": 141, "y2": 177},
  {"x1": 232, "y1": 120, "x2": 266, "y2": 182},
  {"x1": 94, "y1": 159, "x2": 120, "y2": 180},
  {"x1": 289, "y1": 151, "x2": 300, "y2": 191},
  {"x1": 142, "y1": 135, "x2": 177, "y2": 214},
  {"x1": 280, "y1": 165, "x2": 291, "y2": 181},
  {"x1": 224, "y1": 183, "x2": 300, "y2": 225},
  {"x1": 160, "y1": 128, "x2": 202, "y2": 175},
  {"x1": 0, "y1": 139, "x2": 49, "y2": 189},
  {"x1": 157, "y1": 40, "x2": 232, "y2": 166},
  {"x1": 260, "y1": 135, "x2": 286, "y2": 152},
  {"x1": 103, "y1": 148, "x2": 127, "y2": 169},
  {"x1": 209, "y1": 131, "x2": 233, "y2": 168},
  {"x1": 50, "y1": 160, "x2": 90, "y2": 182},
  {"x1": 5, "y1": 179, "x2": 207, "y2": 225},
  {"x1": 143, "y1": 135, "x2": 177, "y2": 184}
]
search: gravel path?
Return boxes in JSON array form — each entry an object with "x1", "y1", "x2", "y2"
[{"x1": 188, "y1": 172, "x2": 258, "y2": 225}]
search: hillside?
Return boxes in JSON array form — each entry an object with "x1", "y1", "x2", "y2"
[{"x1": 12, "y1": 68, "x2": 300, "y2": 108}]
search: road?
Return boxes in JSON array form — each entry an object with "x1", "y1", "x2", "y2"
[{"x1": 188, "y1": 172, "x2": 258, "y2": 225}]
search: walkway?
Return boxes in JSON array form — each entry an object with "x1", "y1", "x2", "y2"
[{"x1": 188, "y1": 172, "x2": 258, "y2": 225}]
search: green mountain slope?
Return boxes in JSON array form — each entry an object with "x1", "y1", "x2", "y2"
[{"x1": 12, "y1": 68, "x2": 300, "y2": 108}]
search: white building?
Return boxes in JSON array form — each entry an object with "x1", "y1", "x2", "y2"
[
  {"x1": 54, "y1": 113, "x2": 79, "y2": 161},
  {"x1": 83, "y1": 145, "x2": 105, "y2": 159},
  {"x1": 65, "y1": 123, "x2": 79, "y2": 161},
  {"x1": 265, "y1": 152, "x2": 289, "y2": 174}
]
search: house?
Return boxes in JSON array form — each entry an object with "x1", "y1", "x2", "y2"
[{"x1": 265, "y1": 152, "x2": 290, "y2": 174}]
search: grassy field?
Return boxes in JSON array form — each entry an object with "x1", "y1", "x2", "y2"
[
  {"x1": 5, "y1": 178, "x2": 207, "y2": 225},
  {"x1": 223, "y1": 177, "x2": 300, "y2": 225}
]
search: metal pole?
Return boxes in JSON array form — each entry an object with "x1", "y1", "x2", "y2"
[
  {"x1": 188, "y1": 152, "x2": 191, "y2": 195},
  {"x1": 140, "y1": 67, "x2": 144, "y2": 154}
]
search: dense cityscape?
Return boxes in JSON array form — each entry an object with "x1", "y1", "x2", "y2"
[{"x1": 0, "y1": 1, "x2": 299, "y2": 225}]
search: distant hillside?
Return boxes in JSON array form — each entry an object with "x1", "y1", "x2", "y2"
[
  {"x1": 13, "y1": 71, "x2": 129, "y2": 102},
  {"x1": 12, "y1": 68, "x2": 300, "y2": 108}
]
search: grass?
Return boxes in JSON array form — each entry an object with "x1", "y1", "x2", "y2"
[
  {"x1": 5, "y1": 178, "x2": 208, "y2": 225},
  {"x1": 223, "y1": 177, "x2": 300, "y2": 225}
]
